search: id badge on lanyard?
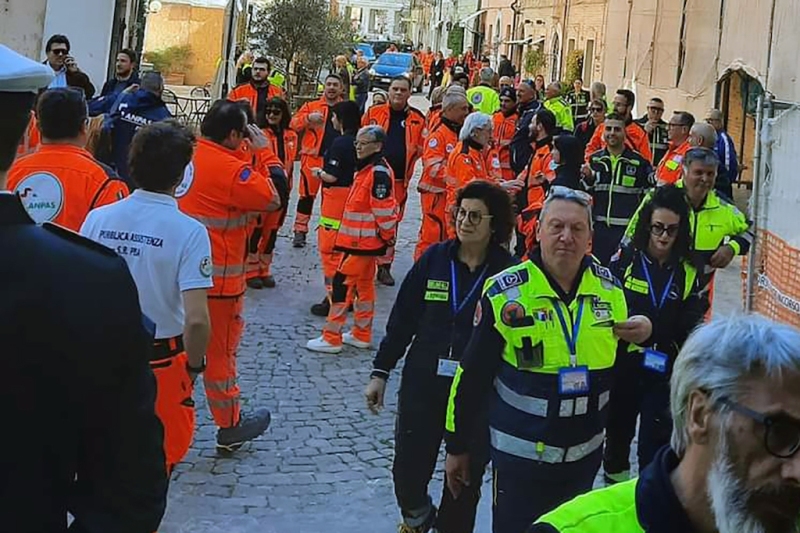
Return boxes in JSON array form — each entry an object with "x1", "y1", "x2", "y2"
[
  {"x1": 437, "y1": 260, "x2": 488, "y2": 378},
  {"x1": 640, "y1": 256, "x2": 674, "y2": 374},
  {"x1": 554, "y1": 298, "x2": 590, "y2": 395}
]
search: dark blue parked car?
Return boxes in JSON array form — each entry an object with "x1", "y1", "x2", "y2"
[{"x1": 369, "y1": 52, "x2": 424, "y2": 92}]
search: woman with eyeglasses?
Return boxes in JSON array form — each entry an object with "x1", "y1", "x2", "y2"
[
  {"x1": 445, "y1": 113, "x2": 522, "y2": 239},
  {"x1": 308, "y1": 100, "x2": 363, "y2": 317},
  {"x1": 365, "y1": 180, "x2": 516, "y2": 533},
  {"x1": 573, "y1": 98, "x2": 606, "y2": 150},
  {"x1": 602, "y1": 184, "x2": 708, "y2": 485},
  {"x1": 246, "y1": 97, "x2": 298, "y2": 289}
]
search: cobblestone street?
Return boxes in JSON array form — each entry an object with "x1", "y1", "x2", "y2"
[{"x1": 160, "y1": 94, "x2": 744, "y2": 533}]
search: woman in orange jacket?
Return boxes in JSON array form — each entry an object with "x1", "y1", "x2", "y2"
[{"x1": 246, "y1": 97, "x2": 298, "y2": 289}]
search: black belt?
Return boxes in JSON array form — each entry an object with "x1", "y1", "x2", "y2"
[{"x1": 151, "y1": 335, "x2": 185, "y2": 361}]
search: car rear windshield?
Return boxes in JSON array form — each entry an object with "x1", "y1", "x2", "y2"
[{"x1": 377, "y1": 54, "x2": 410, "y2": 67}]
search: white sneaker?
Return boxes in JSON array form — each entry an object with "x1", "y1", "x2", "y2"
[
  {"x1": 306, "y1": 336, "x2": 342, "y2": 353},
  {"x1": 343, "y1": 331, "x2": 371, "y2": 349}
]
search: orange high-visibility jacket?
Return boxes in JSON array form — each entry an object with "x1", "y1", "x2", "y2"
[
  {"x1": 585, "y1": 120, "x2": 653, "y2": 163},
  {"x1": 425, "y1": 106, "x2": 443, "y2": 137},
  {"x1": 227, "y1": 82, "x2": 284, "y2": 113},
  {"x1": 492, "y1": 110, "x2": 519, "y2": 181},
  {"x1": 655, "y1": 140, "x2": 691, "y2": 185},
  {"x1": 290, "y1": 97, "x2": 341, "y2": 157},
  {"x1": 178, "y1": 138, "x2": 279, "y2": 297},
  {"x1": 445, "y1": 140, "x2": 492, "y2": 238},
  {"x1": 520, "y1": 141, "x2": 555, "y2": 210},
  {"x1": 418, "y1": 118, "x2": 460, "y2": 194},
  {"x1": 334, "y1": 155, "x2": 398, "y2": 256},
  {"x1": 263, "y1": 126, "x2": 299, "y2": 188},
  {"x1": 16, "y1": 112, "x2": 40, "y2": 157},
  {"x1": 362, "y1": 103, "x2": 426, "y2": 183},
  {"x1": 422, "y1": 52, "x2": 434, "y2": 75},
  {"x1": 7, "y1": 143, "x2": 128, "y2": 231}
]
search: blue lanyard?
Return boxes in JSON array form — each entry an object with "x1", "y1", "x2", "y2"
[
  {"x1": 450, "y1": 260, "x2": 489, "y2": 316},
  {"x1": 553, "y1": 298, "x2": 585, "y2": 364},
  {"x1": 640, "y1": 256, "x2": 676, "y2": 311}
]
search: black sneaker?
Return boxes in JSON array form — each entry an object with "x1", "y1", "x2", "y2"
[
  {"x1": 261, "y1": 275, "x2": 276, "y2": 288},
  {"x1": 246, "y1": 277, "x2": 264, "y2": 289},
  {"x1": 216, "y1": 408, "x2": 271, "y2": 454},
  {"x1": 310, "y1": 296, "x2": 330, "y2": 317},
  {"x1": 292, "y1": 231, "x2": 307, "y2": 248},
  {"x1": 376, "y1": 265, "x2": 396, "y2": 286}
]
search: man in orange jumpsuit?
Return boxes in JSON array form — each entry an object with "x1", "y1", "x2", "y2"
[
  {"x1": 227, "y1": 56, "x2": 284, "y2": 124},
  {"x1": 516, "y1": 108, "x2": 557, "y2": 256},
  {"x1": 362, "y1": 76, "x2": 426, "y2": 285},
  {"x1": 655, "y1": 111, "x2": 694, "y2": 185},
  {"x1": 415, "y1": 91, "x2": 470, "y2": 260},
  {"x1": 306, "y1": 125, "x2": 398, "y2": 353},
  {"x1": 290, "y1": 74, "x2": 344, "y2": 247},
  {"x1": 422, "y1": 47, "x2": 434, "y2": 81},
  {"x1": 7, "y1": 88, "x2": 128, "y2": 231},
  {"x1": 246, "y1": 97, "x2": 298, "y2": 289},
  {"x1": 492, "y1": 86, "x2": 519, "y2": 181},
  {"x1": 177, "y1": 100, "x2": 281, "y2": 453},
  {"x1": 584, "y1": 89, "x2": 652, "y2": 163}
]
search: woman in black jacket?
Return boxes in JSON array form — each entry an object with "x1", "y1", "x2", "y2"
[
  {"x1": 602, "y1": 185, "x2": 708, "y2": 484},
  {"x1": 428, "y1": 51, "x2": 446, "y2": 98},
  {"x1": 550, "y1": 134, "x2": 585, "y2": 190},
  {"x1": 365, "y1": 181, "x2": 517, "y2": 533}
]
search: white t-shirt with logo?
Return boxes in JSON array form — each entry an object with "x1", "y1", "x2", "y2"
[{"x1": 81, "y1": 189, "x2": 213, "y2": 339}]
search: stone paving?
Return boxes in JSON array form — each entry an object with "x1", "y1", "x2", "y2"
[{"x1": 159, "y1": 92, "x2": 744, "y2": 533}]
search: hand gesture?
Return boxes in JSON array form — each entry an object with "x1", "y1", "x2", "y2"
[
  {"x1": 445, "y1": 453, "x2": 471, "y2": 499},
  {"x1": 709, "y1": 244, "x2": 735, "y2": 269},
  {"x1": 308, "y1": 112, "x2": 324, "y2": 125},
  {"x1": 65, "y1": 56, "x2": 78, "y2": 73},
  {"x1": 613, "y1": 315, "x2": 653, "y2": 345},
  {"x1": 246, "y1": 124, "x2": 269, "y2": 149},
  {"x1": 364, "y1": 377, "x2": 386, "y2": 414}
]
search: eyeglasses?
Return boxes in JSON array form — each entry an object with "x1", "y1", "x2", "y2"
[
  {"x1": 354, "y1": 140, "x2": 378, "y2": 148},
  {"x1": 265, "y1": 108, "x2": 281, "y2": 116},
  {"x1": 547, "y1": 185, "x2": 593, "y2": 206},
  {"x1": 454, "y1": 207, "x2": 493, "y2": 225},
  {"x1": 50, "y1": 48, "x2": 69, "y2": 56},
  {"x1": 590, "y1": 107, "x2": 605, "y2": 112},
  {"x1": 650, "y1": 223, "x2": 679, "y2": 237},
  {"x1": 717, "y1": 397, "x2": 800, "y2": 459}
]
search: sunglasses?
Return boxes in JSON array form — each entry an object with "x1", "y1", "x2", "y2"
[
  {"x1": 590, "y1": 107, "x2": 604, "y2": 112},
  {"x1": 717, "y1": 397, "x2": 800, "y2": 459},
  {"x1": 265, "y1": 108, "x2": 282, "y2": 116},
  {"x1": 50, "y1": 49, "x2": 69, "y2": 56},
  {"x1": 454, "y1": 207, "x2": 493, "y2": 225},
  {"x1": 650, "y1": 223, "x2": 679, "y2": 237}
]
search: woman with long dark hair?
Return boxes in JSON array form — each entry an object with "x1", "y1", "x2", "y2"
[
  {"x1": 549, "y1": 134, "x2": 585, "y2": 190},
  {"x1": 365, "y1": 180, "x2": 517, "y2": 533},
  {"x1": 602, "y1": 184, "x2": 708, "y2": 484},
  {"x1": 246, "y1": 96, "x2": 298, "y2": 289}
]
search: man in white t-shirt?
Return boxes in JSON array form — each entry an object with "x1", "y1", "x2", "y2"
[{"x1": 81, "y1": 120, "x2": 213, "y2": 474}]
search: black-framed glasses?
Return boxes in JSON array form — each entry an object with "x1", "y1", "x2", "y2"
[
  {"x1": 354, "y1": 140, "x2": 378, "y2": 148},
  {"x1": 454, "y1": 207, "x2": 493, "y2": 225},
  {"x1": 590, "y1": 106, "x2": 604, "y2": 112},
  {"x1": 50, "y1": 48, "x2": 69, "y2": 56},
  {"x1": 265, "y1": 108, "x2": 281, "y2": 116},
  {"x1": 650, "y1": 223, "x2": 679, "y2": 237},
  {"x1": 718, "y1": 397, "x2": 800, "y2": 459}
]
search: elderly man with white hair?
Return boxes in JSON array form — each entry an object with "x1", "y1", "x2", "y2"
[
  {"x1": 415, "y1": 90, "x2": 470, "y2": 259},
  {"x1": 531, "y1": 314, "x2": 800, "y2": 533},
  {"x1": 467, "y1": 67, "x2": 500, "y2": 115}
]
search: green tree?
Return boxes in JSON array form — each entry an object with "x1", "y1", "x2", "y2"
[
  {"x1": 524, "y1": 47, "x2": 545, "y2": 77},
  {"x1": 564, "y1": 49, "x2": 584, "y2": 88},
  {"x1": 251, "y1": 0, "x2": 354, "y2": 100}
]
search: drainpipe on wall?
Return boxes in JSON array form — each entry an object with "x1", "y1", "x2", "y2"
[{"x1": 745, "y1": 93, "x2": 767, "y2": 312}]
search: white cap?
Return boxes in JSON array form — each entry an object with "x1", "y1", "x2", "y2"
[{"x1": 0, "y1": 45, "x2": 53, "y2": 93}]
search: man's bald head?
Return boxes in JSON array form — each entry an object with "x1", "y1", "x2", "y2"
[{"x1": 689, "y1": 122, "x2": 718, "y2": 149}]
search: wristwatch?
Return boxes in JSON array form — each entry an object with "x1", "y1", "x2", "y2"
[
  {"x1": 187, "y1": 357, "x2": 207, "y2": 374},
  {"x1": 314, "y1": 168, "x2": 323, "y2": 179}
]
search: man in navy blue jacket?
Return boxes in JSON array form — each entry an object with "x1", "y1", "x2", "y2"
[
  {"x1": 104, "y1": 71, "x2": 171, "y2": 186},
  {"x1": 89, "y1": 49, "x2": 141, "y2": 116}
]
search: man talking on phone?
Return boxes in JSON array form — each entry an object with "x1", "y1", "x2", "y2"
[{"x1": 44, "y1": 34, "x2": 95, "y2": 98}]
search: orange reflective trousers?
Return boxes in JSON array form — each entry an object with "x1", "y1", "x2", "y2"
[
  {"x1": 322, "y1": 254, "x2": 377, "y2": 346},
  {"x1": 378, "y1": 180, "x2": 409, "y2": 267},
  {"x1": 151, "y1": 337, "x2": 195, "y2": 474},
  {"x1": 204, "y1": 296, "x2": 244, "y2": 428},
  {"x1": 293, "y1": 155, "x2": 323, "y2": 233},
  {"x1": 414, "y1": 191, "x2": 447, "y2": 261}
]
